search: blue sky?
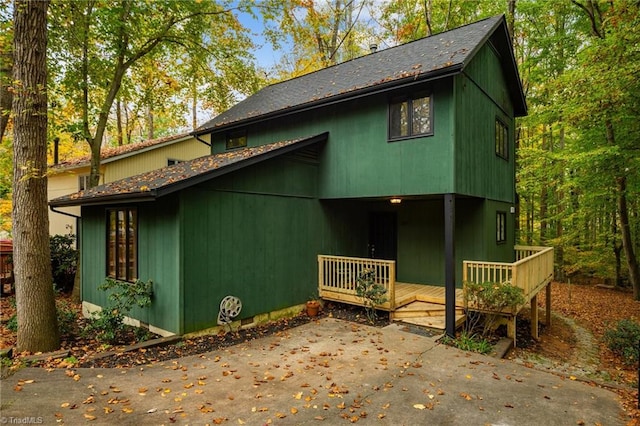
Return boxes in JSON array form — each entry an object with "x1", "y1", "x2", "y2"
[{"x1": 234, "y1": 6, "x2": 288, "y2": 70}]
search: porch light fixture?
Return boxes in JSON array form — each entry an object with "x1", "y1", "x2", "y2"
[{"x1": 390, "y1": 197, "x2": 402, "y2": 204}]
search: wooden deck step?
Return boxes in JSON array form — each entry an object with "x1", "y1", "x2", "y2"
[
  {"x1": 393, "y1": 301, "x2": 464, "y2": 319},
  {"x1": 393, "y1": 314, "x2": 466, "y2": 331}
]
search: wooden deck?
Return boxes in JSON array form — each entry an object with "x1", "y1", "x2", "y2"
[
  {"x1": 318, "y1": 246, "x2": 554, "y2": 336},
  {"x1": 394, "y1": 282, "x2": 464, "y2": 308},
  {"x1": 320, "y1": 277, "x2": 464, "y2": 331},
  {"x1": 320, "y1": 282, "x2": 463, "y2": 311}
]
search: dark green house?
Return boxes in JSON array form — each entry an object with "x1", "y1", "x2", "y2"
[{"x1": 50, "y1": 15, "x2": 527, "y2": 337}]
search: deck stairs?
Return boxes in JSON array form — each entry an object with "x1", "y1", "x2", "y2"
[{"x1": 392, "y1": 301, "x2": 466, "y2": 332}]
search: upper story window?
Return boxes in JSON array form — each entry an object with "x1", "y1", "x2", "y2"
[
  {"x1": 78, "y1": 175, "x2": 90, "y2": 191},
  {"x1": 389, "y1": 94, "x2": 433, "y2": 140},
  {"x1": 495, "y1": 118, "x2": 508, "y2": 160},
  {"x1": 226, "y1": 130, "x2": 247, "y2": 150},
  {"x1": 107, "y1": 208, "x2": 138, "y2": 282},
  {"x1": 167, "y1": 159, "x2": 181, "y2": 166}
]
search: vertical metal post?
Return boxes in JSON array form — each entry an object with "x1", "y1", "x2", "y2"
[{"x1": 445, "y1": 194, "x2": 456, "y2": 338}]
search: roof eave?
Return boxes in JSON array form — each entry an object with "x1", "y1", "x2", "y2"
[
  {"x1": 156, "y1": 132, "x2": 329, "y2": 198},
  {"x1": 192, "y1": 66, "x2": 463, "y2": 135},
  {"x1": 49, "y1": 192, "x2": 158, "y2": 208},
  {"x1": 49, "y1": 133, "x2": 329, "y2": 208}
]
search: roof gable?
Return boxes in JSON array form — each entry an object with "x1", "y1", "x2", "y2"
[
  {"x1": 196, "y1": 15, "x2": 525, "y2": 133},
  {"x1": 49, "y1": 134, "x2": 328, "y2": 207}
]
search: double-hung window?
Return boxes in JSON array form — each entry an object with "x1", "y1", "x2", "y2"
[
  {"x1": 389, "y1": 94, "x2": 433, "y2": 140},
  {"x1": 78, "y1": 175, "x2": 90, "y2": 191},
  {"x1": 495, "y1": 118, "x2": 508, "y2": 160},
  {"x1": 107, "y1": 208, "x2": 138, "y2": 282},
  {"x1": 496, "y1": 211, "x2": 507, "y2": 244}
]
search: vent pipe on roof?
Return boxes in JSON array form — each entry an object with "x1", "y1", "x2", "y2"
[{"x1": 369, "y1": 43, "x2": 378, "y2": 54}]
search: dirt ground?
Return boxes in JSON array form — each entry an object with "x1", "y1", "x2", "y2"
[{"x1": 507, "y1": 282, "x2": 640, "y2": 423}]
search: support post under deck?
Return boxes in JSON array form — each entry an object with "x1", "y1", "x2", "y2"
[
  {"x1": 545, "y1": 283, "x2": 552, "y2": 326},
  {"x1": 444, "y1": 194, "x2": 456, "y2": 338},
  {"x1": 530, "y1": 294, "x2": 539, "y2": 340}
]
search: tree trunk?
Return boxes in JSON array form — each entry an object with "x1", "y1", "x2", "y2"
[
  {"x1": 506, "y1": 0, "x2": 517, "y2": 43},
  {"x1": 617, "y1": 175, "x2": 640, "y2": 299},
  {"x1": 147, "y1": 105, "x2": 154, "y2": 140},
  {"x1": 116, "y1": 97, "x2": 123, "y2": 146},
  {"x1": 12, "y1": 0, "x2": 60, "y2": 353}
]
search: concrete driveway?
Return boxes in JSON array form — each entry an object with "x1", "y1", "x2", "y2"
[{"x1": 0, "y1": 318, "x2": 626, "y2": 425}]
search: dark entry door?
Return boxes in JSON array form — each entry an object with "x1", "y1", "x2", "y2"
[{"x1": 368, "y1": 211, "x2": 397, "y2": 261}]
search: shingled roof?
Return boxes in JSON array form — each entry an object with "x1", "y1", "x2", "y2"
[
  {"x1": 195, "y1": 15, "x2": 525, "y2": 134},
  {"x1": 49, "y1": 133, "x2": 328, "y2": 207},
  {"x1": 50, "y1": 132, "x2": 193, "y2": 171}
]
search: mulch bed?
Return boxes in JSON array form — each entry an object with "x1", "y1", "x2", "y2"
[{"x1": 78, "y1": 302, "x2": 390, "y2": 368}]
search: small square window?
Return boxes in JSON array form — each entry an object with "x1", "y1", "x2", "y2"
[
  {"x1": 167, "y1": 159, "x2": 181, "y2": 166},
  {"x1": 226, "y1": 130, "x2": 247, "y2": 150},
  {"x1": 495, "y1": 118, "x2": 508, "y2": 160},
  {"x1": 496, "y1": 211, "x2": 507, "y2": 244},
  {"x1": 389, "y1": 95, "x2": 432, "y2": 140},
  {"x1": 78, "y1": 175, "x2": 90, "y2": 191}
]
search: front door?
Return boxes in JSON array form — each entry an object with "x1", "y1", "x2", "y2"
[{"x1": 368, "y1": 211, "x2": 397, "y2": 261}]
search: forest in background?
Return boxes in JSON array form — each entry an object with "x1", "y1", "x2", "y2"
[{"x1": 1, "y1": 0, "x2": 638, "y2": 291}]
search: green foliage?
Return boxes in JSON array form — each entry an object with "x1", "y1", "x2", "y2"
[
  {"x1": 515, "y1": 1, "x2": 640, "y2": 289},
  {"x1": 464, "y1": 281, "x2": 525, "y2": 337},
  {"x1": 465, "y1": 281, "x2": 525, "y2": 313},
  {"x1": 355, "y1": 269, "x2": 388, "y2": 324},
  {"x1": 85, "y1": 278, "x2": 153, "y2": 344},
  {"x1": 5, "y1": 296, "x2": 16, "y2": 332},
  {"x1": 50, "y1": 233, "x2": 78, "y2": 293},
  {"x1": 6, "y1": 296, "x2": 78, "y2": 337},
  {"x1": 603, "y1": 319, "x2": 640, "y2": 366},
  {"x1": 440, "y1": 332, "x2": 493, "y2": 355},
  {"x1": 6, "y1": 314, "x2": 16, "y2": 333},
  {"x1": 55, "y1": 298, "x2": 78, "y2": 336},
  {"x1": 63, "y1": 355, "x2": 78, "y2": 366}
]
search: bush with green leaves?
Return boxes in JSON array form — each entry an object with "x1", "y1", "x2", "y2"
[
  {"x1": 603, "y1": 319, "x2": 640, "y2": 365},
  {"x1": 55, "y1": 299, "x2": 78, "y2": 336},
  {"x1": 464, "y1": 281, "x2": 525, "y2": 337},
  {"x1": 85, "y1": 278, "x2": 153, "y2": 344},
  {"x1": 50, "y1": 233, "x2": 78, "y2": 293},
  {"x1": 355, "y1": 269, "x2": 388, "y2": 324},
  {"x1": 6, "y1": 296, "x2": 78, "y2": 336},
  {"x1": 441, "y1": 331, "x2": 493, "y2": 355}
]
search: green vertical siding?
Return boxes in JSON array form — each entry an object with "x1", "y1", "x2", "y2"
[
  {"x1": 81, "y1": 198, "x2": 182, "y2": 334},
  {"x1": 396, "y1": 198, "x2": 490, "y2": 286},
  {"x1": 211, "y1": 85, "x2": 456, "y2": 199},
  {"x1": 179, "y1": 155, "x2": 328, "y2": 333},
  {"x1": 136, "y1": 197, "x2": 181, "y2": 332},
  {"x1": 80, "y1": 207, "x2": 107, "y2": 306},
  {"x1": 454, "y1": 44, "x2": 516, "y2": 202},
  {"x1": 482, "y1": 199, "x2": 516, "y2": 263}
]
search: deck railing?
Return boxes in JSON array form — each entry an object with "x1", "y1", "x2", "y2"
[
  {"x1": 463, "y1": 245, "x2": 554, "y2": 311},
  {"x1": 318, "y1": 246, "x2": 553, "y2": 315},
  {"x1": 318, "y1": 255, "x2": 396, "y2": 310}
]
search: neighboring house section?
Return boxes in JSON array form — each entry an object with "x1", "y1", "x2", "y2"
[
  {"x1": 51, "y1": 16, "x2": 542, "y2": 337},
  {"x1": 48, "y1": 133, "x2": 210, "y2": 237}
]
